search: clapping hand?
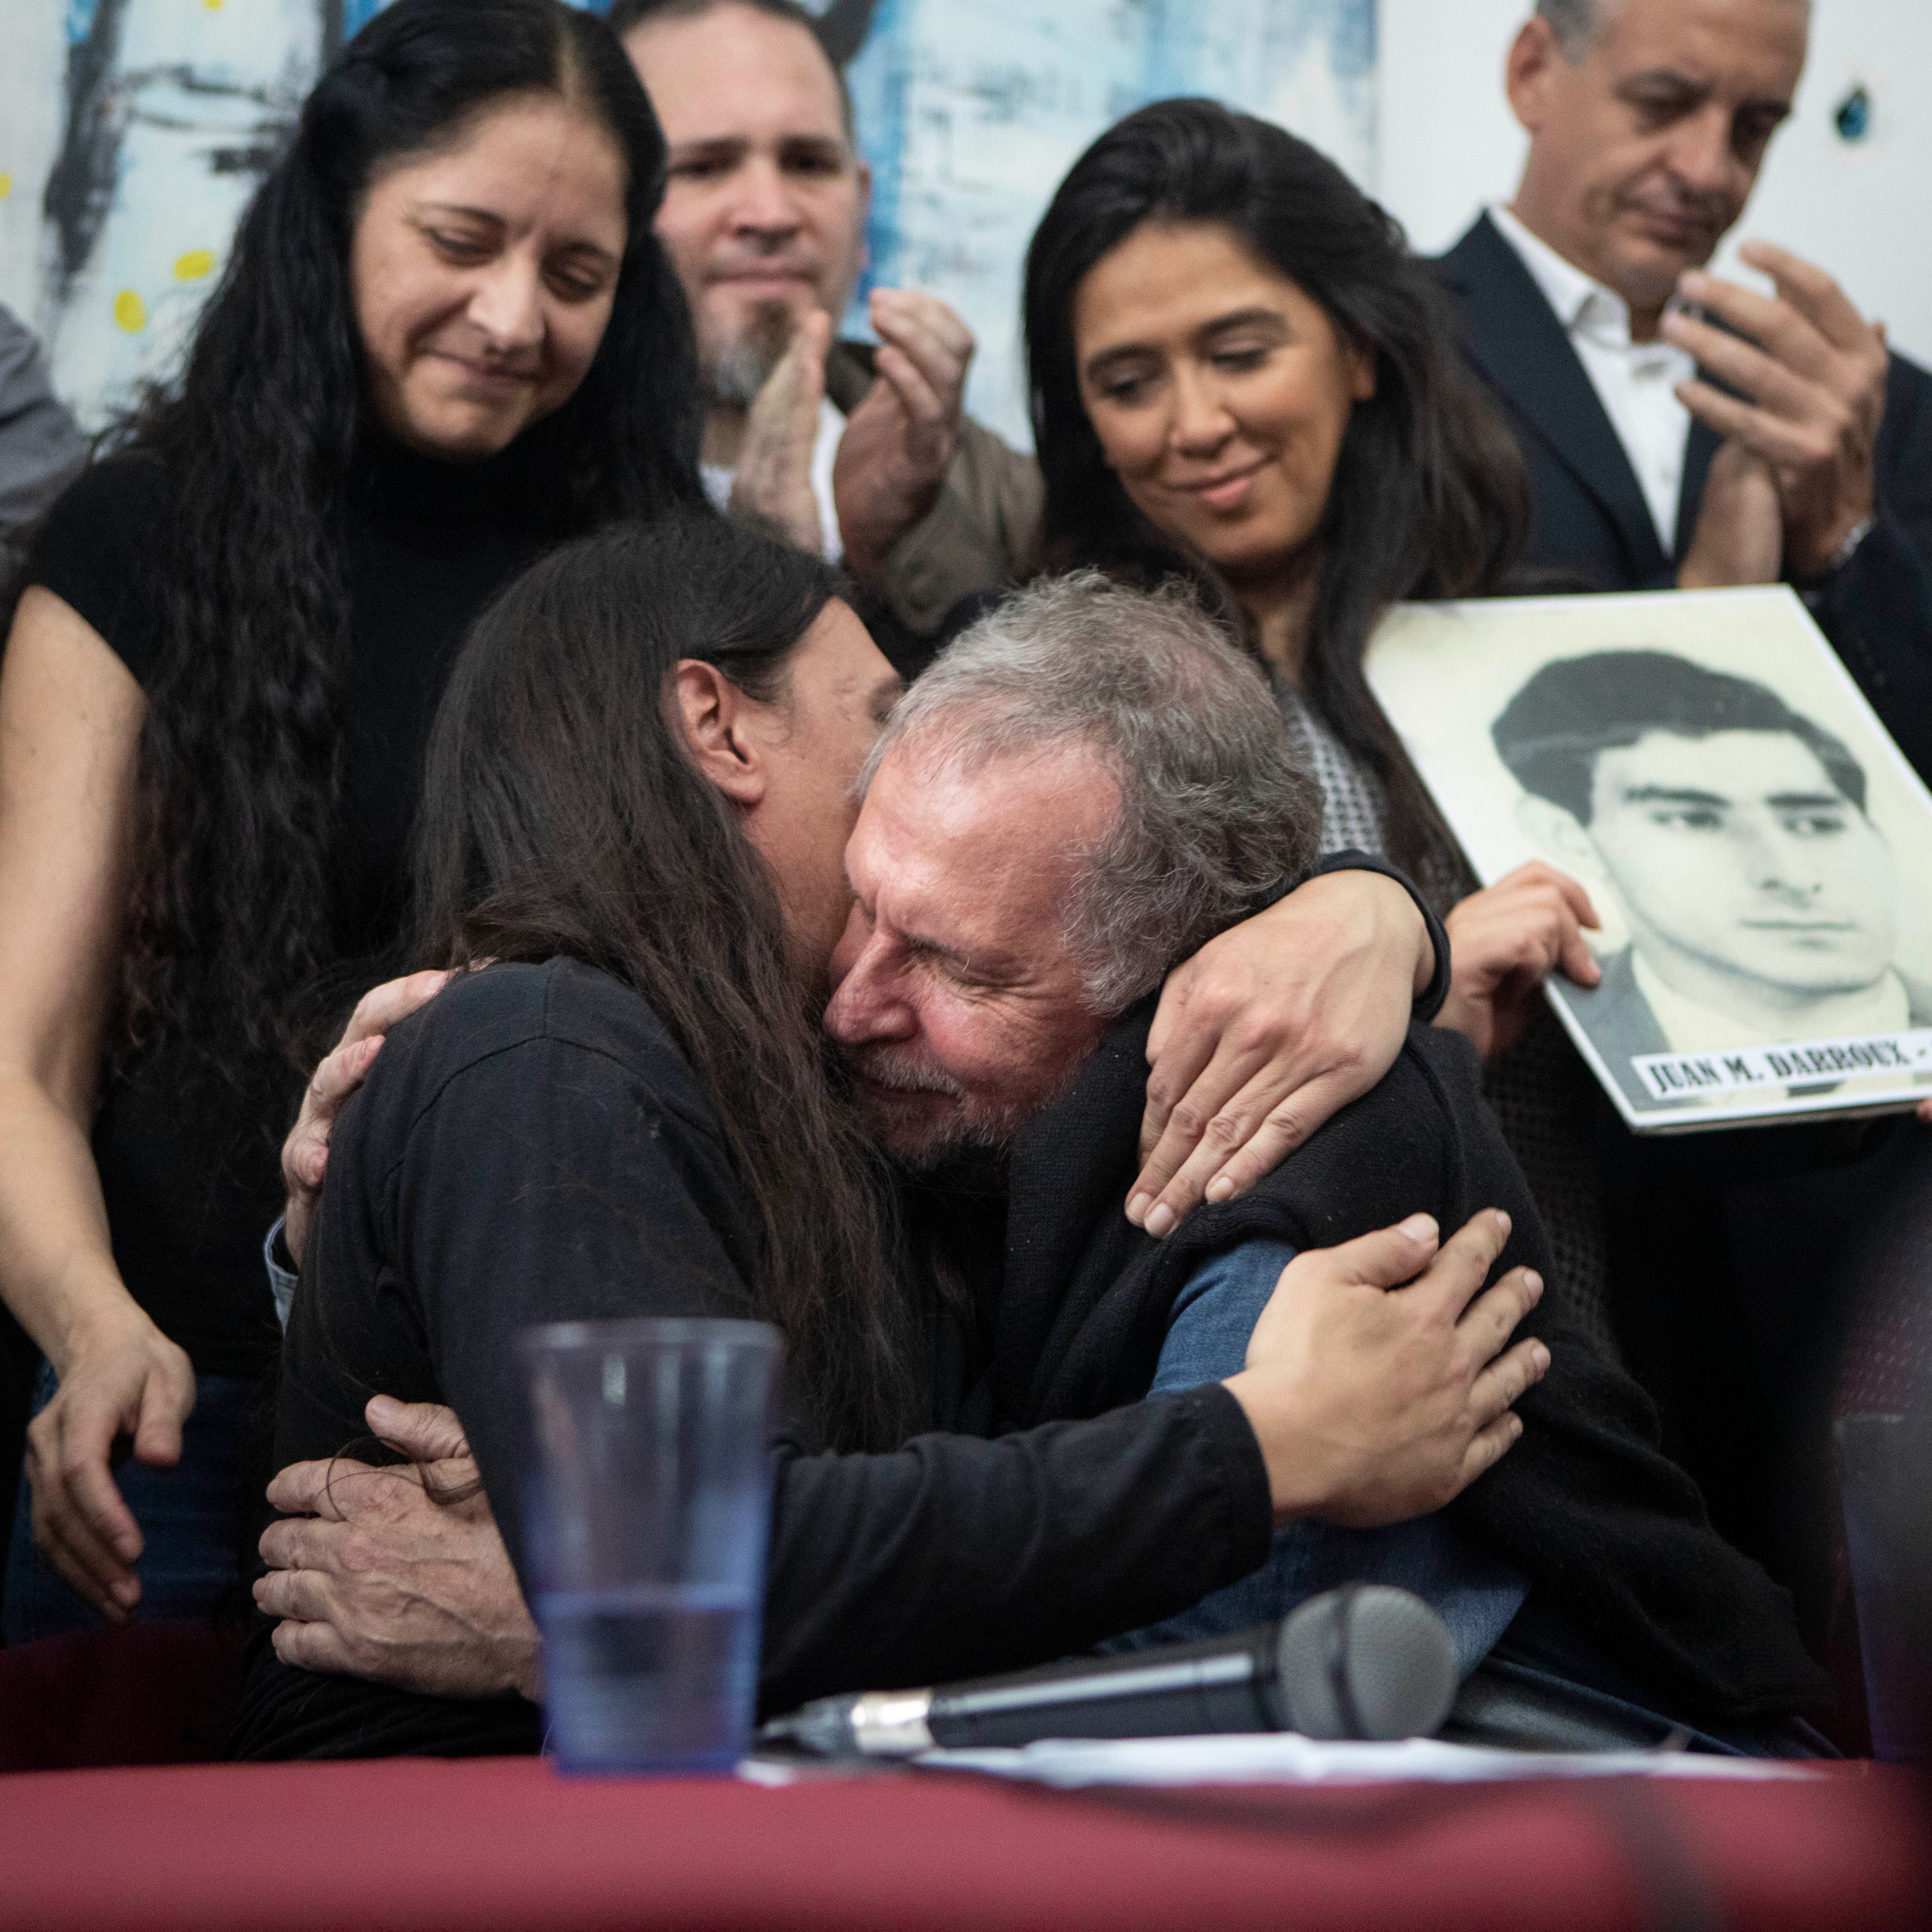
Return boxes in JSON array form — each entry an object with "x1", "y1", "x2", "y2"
[
  {"x1": 1664, "y1": 243, "x2": 1889, "y2": 579},
  {"x1": 833, "y1": 289, "x2": 974, "y2": 578},
  {"x1": 730, "y1": 309, "x2": 834, "y2": 555}
]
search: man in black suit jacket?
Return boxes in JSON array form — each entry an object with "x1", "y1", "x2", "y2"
[
  {"x1": 1434, "y1": 1, "x2": 1932, "y2": 1658},
  {"x1": 1436, "y1": 0, "x2": 1932, "y2": 787}
]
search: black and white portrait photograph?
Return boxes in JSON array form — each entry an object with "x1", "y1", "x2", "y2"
[{"x1": 1366, "y1": 588, "x2": 1932, "y2": 1131}]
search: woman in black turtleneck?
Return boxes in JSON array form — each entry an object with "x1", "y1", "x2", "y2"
[{"x1": 0, "y1": 0, "x2": 702, "y2": 1640}]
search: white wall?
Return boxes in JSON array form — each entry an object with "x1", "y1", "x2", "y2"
[{"x1": 1376, "y1": 0, "x2": 1932, "y2": 365}]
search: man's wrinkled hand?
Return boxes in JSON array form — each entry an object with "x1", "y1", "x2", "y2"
[
  {"x1": 1664, "y1": 243, "x2": 1889, "y2": 579},
  {"x1": 256, "y1": 1395, "x2": 538, "y2": 1701},
  {"x1": 833, "y1": 289, "x2": 973, "y2": 578},
  {"x1": 731, "y1": 310, "x2": 831, "y2": 554},
  {"x1": 1131, "y1": 872, "x2": 1431, "y2": 1236},
  {"x1": 1225, "y1": 1209, "x2": 1548, "y2": 1528}
]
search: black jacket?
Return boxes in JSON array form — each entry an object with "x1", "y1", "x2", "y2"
[
  {"x1": 987, "y1": 1002, "x2": 1829, "y2": 1724},
  {"x1": 1436, "y1": 212, "x2": 1932, "y2": 788}
]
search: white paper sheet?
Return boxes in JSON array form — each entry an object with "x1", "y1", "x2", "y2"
[{"x1": 902, "y1": 1734, "x2": 1821, "y2": 1787}]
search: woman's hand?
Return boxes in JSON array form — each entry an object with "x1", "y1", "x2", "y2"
[
  {"x1": 1437, "y1": 863, "x2": 1601, "y2": 1060},
  {"x1": 1130, "y1": 871, "x2": 1434, "y2": 1235},
  {"x1": 0, "y1": 586, "x2": 172, "y2": 1620},
  {"x1": 283, "y1": 971, "x2": 450, "y2": 1268},
  {"x1": 24, "y1": 1307, "x2": 195, "y2": 1620}
]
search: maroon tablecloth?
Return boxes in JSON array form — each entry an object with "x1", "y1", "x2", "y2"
[{"x1": 1, "y1": 1756, "x2": 1925, "y2": 1932}]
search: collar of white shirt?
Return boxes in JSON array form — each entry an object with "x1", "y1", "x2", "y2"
[
  {"x1": 1487, "y1": 203, "x2": 1694, "y2": 551},
  {"x1": 1488, "y1": 202, "x2": 1647, "y2": 348}
]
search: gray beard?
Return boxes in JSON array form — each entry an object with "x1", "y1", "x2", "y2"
[
  {"x1": 842, "y1": 1041, "x2": 1091, "y2": 1173},
  {"x1": 704, "y1": 300, "x2": 796, "y2": 406}
]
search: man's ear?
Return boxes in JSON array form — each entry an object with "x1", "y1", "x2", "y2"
[
  {"x1": 673, "y1": 659, "x2": 767, "y2": 807},
  {"x1": 1504, "y1": 18, "x2": 1562, "y2": 136}
]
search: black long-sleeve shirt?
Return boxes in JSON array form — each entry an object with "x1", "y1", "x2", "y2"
[{"x1": 230, "y1": 958, "x2": 1273, "y2": 1759}]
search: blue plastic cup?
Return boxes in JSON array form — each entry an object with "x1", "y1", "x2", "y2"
[{"x1": 519, "y1": 1317, "x2": 781, "y2": 1774}]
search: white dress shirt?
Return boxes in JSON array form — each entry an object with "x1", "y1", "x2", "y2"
[
  {"x1": 699, "y1": 394, "x2": 846, "y2": 563},
  {"x1": 1490, "y1": 203, "x2": 1695, "y2": 555}
]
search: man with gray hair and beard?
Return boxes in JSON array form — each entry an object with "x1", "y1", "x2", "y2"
[
  {"x1": 825, "y1": 574, "x2": 1823, "y2": 1752},
  {"x1": 254, "y1": 575, "x2": 1825, "y2": 1754}
]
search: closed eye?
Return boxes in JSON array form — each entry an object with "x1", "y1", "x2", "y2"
[{"x1": 426, "y1": 229, "x2": 493, "y2": 264}]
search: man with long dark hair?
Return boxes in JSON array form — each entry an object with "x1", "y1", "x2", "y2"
[{"x1": 234, "y1": 521, "x2": 1565, "y2": 1758}]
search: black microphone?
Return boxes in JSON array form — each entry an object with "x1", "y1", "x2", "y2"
[{"x1": 758, "y1": 1584, "x2": 1458, "y2": 1758}]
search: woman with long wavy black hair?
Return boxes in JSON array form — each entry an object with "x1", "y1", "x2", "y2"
[
  {"x1": 0, "y1": 0, "x2": 702, "y2": 1639},
  {"x1": 1024, "y1": 99, "x2": 1622, "y2": 1365}
]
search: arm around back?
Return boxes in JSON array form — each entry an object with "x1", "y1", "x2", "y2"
[{"x1": 0, "y1": 584, "x2": 194, "y2": 1619}]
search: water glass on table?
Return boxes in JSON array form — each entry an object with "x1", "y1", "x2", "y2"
[{"x1": 520, "y1": 1316, "x2": 781, "y2": 1773}]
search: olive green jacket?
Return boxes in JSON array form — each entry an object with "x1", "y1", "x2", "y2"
[{"x1": 826, "y1": 340, "x2": 1042, "y2": 637}]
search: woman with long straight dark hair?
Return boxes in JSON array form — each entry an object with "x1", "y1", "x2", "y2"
[
  {"x1": 1024, "y1": 98, "x2": 1617, "y2": 1353},
  {"x1": 0, "y1": 0, "x2": 702, "y2": 1639}
]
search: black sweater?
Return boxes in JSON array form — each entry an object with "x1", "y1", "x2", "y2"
[
  {"x1": 27, "y1": 447, "x2": 546, "y2": 1376},
  {"x1": 230, "y1": 959, "x2": 1273, "y2": 1760},
  {"x1": 991, "y1": 1004, "x2": 1831, "y2": 1725}
]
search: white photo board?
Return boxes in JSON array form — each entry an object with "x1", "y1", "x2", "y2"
[{"x1": 1365, "y1": 587, "x2": 1932, "y2": 1133}]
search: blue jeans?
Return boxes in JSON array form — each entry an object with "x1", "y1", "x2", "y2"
[
  {"x1": 4, "y1": 1360, "x2": 252, "y2": 1643},
  {"x1": 1115, "y1": 1239, "x2": 1529, "y2": 1675}
]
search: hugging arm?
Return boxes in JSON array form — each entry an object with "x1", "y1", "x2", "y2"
[
  {"x1": 1133, "y1": 854, "x2": 1447, "y2": 1232},
  {"x1": 278, "y1": 852, "x2": 1449, "y2": 1267},
  {"x1": 258, "y1": 996, "x2": 1542, "y2": 1717}
]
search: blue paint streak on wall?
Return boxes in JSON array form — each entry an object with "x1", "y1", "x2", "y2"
[
  {"x1": 846, "y1": 0, "x2": 915, "y2": 314},
  {"x1": 1281, "y1": 0, "x2": 1374, "y2": 79},
  {"x1": 65, "y1": 1, "x2": 100, "y2": 44},
  {"x1": 1142, "y1": 0, "x2": 1205, "y2": 106}
]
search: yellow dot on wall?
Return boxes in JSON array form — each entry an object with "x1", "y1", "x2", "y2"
[
  {"x1": 174, "y1": 249, "x2": 216, "y2": 281},
  {"x1": 203, "y1": 0, "x2": 224, "y2": 10},
  {"x1": 113, "y1": 289, "x2": 148, "y2": 333},
  {"x1": 0, "y1": 173, "x2": 13, "y2": 199}
]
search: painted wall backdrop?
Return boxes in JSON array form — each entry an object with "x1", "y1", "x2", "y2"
[{"x1": 0, "y1": 0, "x2": 1375, "y2": 443}]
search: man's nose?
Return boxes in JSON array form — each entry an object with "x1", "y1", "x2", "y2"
[
  {"x1": 1664, "y1": 105, "x2": 1742, "y2": 203},
  {"x1": 1749, "y1": 828, "x2": 1828, "y2": 899},
  {"x1": 468, "y1": 256, "x2": 545, "y2": 354},
  {"x1": 729, "y1": 156, "x2": 804, "y2": 245},
  {"x1": 823, "y1": 933, "x2": 916, "y2": 1045}
]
